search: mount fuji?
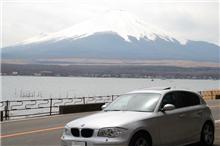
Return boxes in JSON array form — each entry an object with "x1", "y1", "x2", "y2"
[{"x1": 2, "y1": 11, "x2": 220, "y2": 62}]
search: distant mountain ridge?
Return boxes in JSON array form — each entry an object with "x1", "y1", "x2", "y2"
[{"x1": 2, "y1": 11, "x2": 220, "y2": 62}]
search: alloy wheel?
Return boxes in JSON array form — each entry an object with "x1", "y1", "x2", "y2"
[
  {"x1": 135, "y1": 137, "x2": 149, "y2": 146},
  {"x1": 202, "y1": 123, "x2": 214, "y2": 145}
]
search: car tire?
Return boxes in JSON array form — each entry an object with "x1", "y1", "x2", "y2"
[
  {"x1": 129, "y1": 131, "x2": 151, "y2": 146},
  {"x1": 200, "y1": 122, "x2": 214, "y2": 146}
]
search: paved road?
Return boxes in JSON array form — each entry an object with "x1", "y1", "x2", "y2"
[{"x1": 1, "y1": 100, "x2": 220, "y2": 146}]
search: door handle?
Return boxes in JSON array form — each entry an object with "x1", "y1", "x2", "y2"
[
  {"x1": 197, "y1": 111, "x2": 203, "y2": 116},
  {"x1": 179, "y1": 114, "x2": 186, "y2": 118}
]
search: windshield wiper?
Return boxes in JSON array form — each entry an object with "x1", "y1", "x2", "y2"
[
  {"x1": 129, "y1": 110, "x2": 151, "y2": 112},
  {"x1": 104, "y1": 109, "x2": 122, "y2": 112}
]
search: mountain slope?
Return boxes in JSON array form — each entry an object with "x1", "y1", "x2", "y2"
[{"x1": 2, "y1": 11, "x2": 220, "y2": 62}]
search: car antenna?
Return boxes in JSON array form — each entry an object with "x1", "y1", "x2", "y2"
[{"x1": 163, "y1": 87, "x2": 171, "y2": 90}]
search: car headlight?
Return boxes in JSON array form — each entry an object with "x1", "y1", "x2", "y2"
[
  {"x1": 97, "y1": 127, "x2": 127, "y2": 138},
  {"x1": 63, "y1": 126, "x2": 71, "y2": 136}
]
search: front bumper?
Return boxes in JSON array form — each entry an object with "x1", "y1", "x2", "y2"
[{"x1": 61, "y1": 135, "x2": 128, "y2": 146}]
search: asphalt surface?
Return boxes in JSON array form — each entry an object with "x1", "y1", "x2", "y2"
[{"x1": 1, "y1": 100, "x2": 220, "y2": 146}]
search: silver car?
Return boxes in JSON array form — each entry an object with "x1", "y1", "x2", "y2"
[{"x1": 61, "y1": 88, "x2": 215, "y2": 146}]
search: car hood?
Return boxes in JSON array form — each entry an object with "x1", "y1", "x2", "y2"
[{"x1": 66, "y1": 111, "x2": 154, "y2": 129}]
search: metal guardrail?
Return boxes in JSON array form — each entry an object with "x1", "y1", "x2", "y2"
[{"x1": 0, "y1": 95, "x2": 119, "y2": 121}]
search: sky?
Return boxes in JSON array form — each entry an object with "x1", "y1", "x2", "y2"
[{"x1": 1, "y1": 0, "x2": 220, "y2": 47}]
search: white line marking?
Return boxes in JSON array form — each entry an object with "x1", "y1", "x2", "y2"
[{"x1": 0, "y1": 126, "x2": 64, "y2": 139}]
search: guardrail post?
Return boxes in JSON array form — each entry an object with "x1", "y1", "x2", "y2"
[
  {"x1": 112, "y1": 95, "x2": 114, "y2": 102},
  {"x1": 49, "y1": 98, "x2": 53, "y2": 115},
  {"x1": 5, "y1": 100, "x2": 9, "y2": 120},
  {"x1": 0, "y1": 111, "x2": 3, "y2": 121},
  {"x1": 83, "y1": 97, "x2": 86, "y2": 104}
]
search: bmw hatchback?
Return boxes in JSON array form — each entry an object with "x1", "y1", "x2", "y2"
[{"x1": 61, "y1": 88, "x2": 215, "y2": 146}]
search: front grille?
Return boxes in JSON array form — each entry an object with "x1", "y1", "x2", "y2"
[
  {"x1": 81, "y1": 129, "x2": 94, "y2": 138},
  {"x1": 71, "y1": 128, "x2": 94, "y2": 138},
  {"x1": 71, "y1": 128, "x2": 80, "y2": 137}
]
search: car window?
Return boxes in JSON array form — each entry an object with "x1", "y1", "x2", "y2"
[
  {"x1": 161, "y1": 93, "x2": 174, "y2": 108},
  {"x1": 180, "y1": 92, "x2": 200, "y2": 106},
  {"x1": 161, "y1": 92, "x2": 184, "y2": 109},
  {"x1": 172, "y1": 92, "x2": 186, "y2": 108},
  {"x1": 161, "y1": 91, "x2": 201, "y2": 109}
]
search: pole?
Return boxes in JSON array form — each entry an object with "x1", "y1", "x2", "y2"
[
  {"x1": 83, "y1": 97, "x2": 86, "y2": 104},
  {"x1": 5, "y1": 100, "x2": 9, "y2": 120},
  {"x1": 0, "y1": 111, "x2": 3, "y2": 121},
  {"x1": 49, "y1": 98, "x2": 53, "y2": 115}
]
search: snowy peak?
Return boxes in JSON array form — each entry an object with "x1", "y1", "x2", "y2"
[
  {"x1": 4, "y1": 10, "x2": 219, "y2": 63},
  {"x1": 22, "y1": 10, "x2": 178, "y2": 44}
]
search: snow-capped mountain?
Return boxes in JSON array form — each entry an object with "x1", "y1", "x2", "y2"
[
  {"x1": 22, "y1": 10, "x2": 177, "y2": 44},
  {"x1": 2, "y1": 10, "x2": 220, "y2": 62}
]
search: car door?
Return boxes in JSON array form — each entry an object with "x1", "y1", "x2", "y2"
[
  {"x1": 159, "y1": 91, "x2": 189, "y2": 146},
  {"x1": 177, "y1": 91, "x2": 203, "y2": 143}
]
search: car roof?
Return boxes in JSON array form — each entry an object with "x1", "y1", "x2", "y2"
[{"x1": 128, "y1": 87, "x2": 198, "y2": 95}]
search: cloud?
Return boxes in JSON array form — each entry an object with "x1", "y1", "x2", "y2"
[{"x1": 2, "y1": 0, "x2": 219, "y2": 47}]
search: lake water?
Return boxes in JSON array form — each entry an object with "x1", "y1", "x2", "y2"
[{"x1": 1, "y1": 76, "x2": 220, "y2": 101}]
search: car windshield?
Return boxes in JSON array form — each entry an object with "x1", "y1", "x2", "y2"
[{"x1": 104, "y1": 93, "x2": 161, "y2": 112}]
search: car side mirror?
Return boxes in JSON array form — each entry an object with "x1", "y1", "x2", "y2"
[
  {"x1": 101, "y1": 103, "x2": 109, "y2": 110},
  {"x1": 161, "y1": 104, "x2": 175, "y2": 112}
]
